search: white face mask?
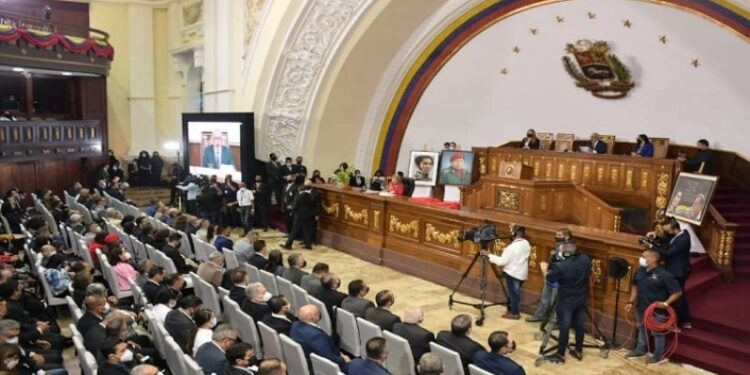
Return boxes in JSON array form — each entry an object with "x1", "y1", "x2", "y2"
[
  {"x1": 104, "y1": 302, "x2": 111, "y2": 313},
  {"x1": 5, "y1": 337, "x2": 18, "y2": 345},
  {"x1": 5, "y1": 359, "x2": 18, "y2": 369},
  {"x1": 209, "y1": 317, "x2": 218, "y2": 328},
  {"x1": 262, "y1": 291, "x2": 272, "y2": 302},
  {"x1": 120, "y1": 349, "x2": 134, "y2": 362},
  {"x1": 124, "y1": 252, "x2": 132, "y2": 260},
  {"x1": 639, "y1": 257, "x2": 648, "y2": 268},
  {"x1": 168, "y1": 300, "x2": 177, "y2": 308}
]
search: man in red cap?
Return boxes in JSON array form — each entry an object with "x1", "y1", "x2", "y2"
[{"x1": 440, "y1": 152, "x2": 472, "y2": 185}]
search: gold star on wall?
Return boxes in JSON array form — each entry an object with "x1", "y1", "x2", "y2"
[
  {"x1": 587, "y1": 12, "x2": 596, "y2": 19},
  {"x1": 691, "y1": 59, "x2": 700, "y2": 68},
  {"x1": 623, "y1": 20, "x2": 632, "y2": 28},
  {"x1": 529, "y1": 28, "x2": 538, "y2": 35},
  {"x1": 499, "y1": 68, "x2": 508, "y2": 75},
  {"x1": 512, "y1": 46, "x2": 521, "y2": 53},
  {"x1": 659, "y1": 35, "x2": 668, "y2": 44},
  {"x1": 556, "y1": 16, "x2": 564, "y2": 23}
]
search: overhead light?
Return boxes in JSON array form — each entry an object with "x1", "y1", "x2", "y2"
[
  {"x1": 163, "y1": 141, "x2": 181, "y2": 151},
  {"x1": 61, "y1": 72, "x2": 72, "y2": 76},
  {"x1": 12, "y1": 67, "x2": 24, "y2": 72}
]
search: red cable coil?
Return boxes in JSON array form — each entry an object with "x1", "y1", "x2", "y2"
[{"x1": 643, "y1": 302, "x2": 679, "y2": 360}]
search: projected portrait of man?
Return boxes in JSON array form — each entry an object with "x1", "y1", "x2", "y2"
[
  {"x1": 412, "y1": 155, "x2": 435, "y2": 182},
  {"x1": 202, "y1": 130, "x2": 235, "y2": 169}
]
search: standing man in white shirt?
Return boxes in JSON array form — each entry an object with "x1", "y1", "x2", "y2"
[
  {"x1": 480, "y1": 225, "x2": 531, "y2": 320},
  {"x1": 237, "y1": 182, "x2": 254, "y2": 235}
]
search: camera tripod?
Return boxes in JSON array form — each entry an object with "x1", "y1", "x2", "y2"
[
  {"x1": 533, "y1": 292, "x2": 611, "y2": 367},
  {"x1": 448, "y1": 240, "x2": 509, "y2": 326}
]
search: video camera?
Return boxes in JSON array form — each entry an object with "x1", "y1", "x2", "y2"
[{"x1": 457, "y1": 224, "x2": 499, "y2": 244}]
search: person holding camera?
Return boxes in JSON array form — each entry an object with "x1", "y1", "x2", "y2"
[
  {"x1": 480, "y1": 225, "x2": 531, "y2": 320},
  {"x1": 526, "y1": 228, "x2": 571, "y2": 323},
  {"x1": 625, "y1": 249, "x2": 683, "y2": 365},
  {"x1": 645, "y1": 220, "x2": 692, "y2": 329},
  {"x1": 541, "y1": 242, "x2": 591, "y2": 363}
]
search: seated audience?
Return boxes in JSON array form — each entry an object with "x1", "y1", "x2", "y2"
[
  {"x1": 586, "y1": 132, "x2": 608, "y2": 154},
  {"x1": 131, "y1": 364, "x2": 159, "y2": 375},
  {"x1": 473, "y1": 330, "x2": 525, "y2": 375},
  {"x1": 247, "y1": 240, "x2": 269, "y2": 270},
  {"x1": 241, "y1": 283, "x2": 271, "y2": 323},
  {"x1": 234, "y1": 231, "x2": 259, "y2": 264},
  {"x1": 315, "y1": 273, "x2": 347, "y2": 322},
  {"x1": 342, "y1": 279, "x2": 375, "y2": 318},
  {"x1": 266, "y1": 249, "x2": 286, "y2": 276},
  {"x1": 78, "y1": 295, "x2": 107, "y2": 336},
  {"x1": 213, "y1": 226, "x2": 234, "y2": 251},
  {"x1": 631, "y1": 134, "x2": 654, "y2": 157},
  {"x1": 258, "y1": 358, "x2": 287, "y2": 375},
  {"x1": 165, "y1": 295, "x2": 202, "y2": 355},
  {"x1": 195, "y1": 324, "x2": 238, "y2": 375},
  {"x1": 418, "y1": 353, "x2": 444, "y2": 375},
  {"x1": 300, "y1": 262, "x2": 328, "y2": 295},
  {"x1": 163, "y1": 273, "x2": 186, "y2": 300},
  {"x1": 261, "y1": 296, "x2": 294, "y2": 336},
  {"x1": 365, "y1": 290, "x2": 401, "y2": 331},
  {"x1": 223, "y1": 342, "x2": 257, "y2": 375},
  {"x1": 198, "y1": 252, "x2": 225, "y2": 288},
  {"x1": 393, "y1": 306, "x2": 435, "y2": 364},
  {"x1": 98, "y1": 337, "x2": 132, "y2": 375},
  {"x1": 436, "y1": 314, "x2": 484, "y2": 373},
  {"x1": 229, "y1": 268, "x2": 249, "y2": 306},
  {"x1": 152, "y1": 289, "x2": 178, "y2": 324},
  {"x1": 134, "y1": 259, "x2": 153, "y2": 287},
  {"x1": 142, "y1": 266, "x2": 166, "y2": 303},
  {"x1": 684, "y1": 139, "x2": 715, "y2": 174},
  {"x1": 281, "y1": 253, "x2": 308, "y2": 285},
  {"x1": 162, "y1": 232, "x2": 196, "y2": 274},
  {"x1": 151, "y1": 229, "x2": 170, "y2": 251},
  {"x1": 521, "y1": 129, "x2": 540, "y2": 150},
  {"x1": 290, "y1": 304, "x2": 349, "y2": 372},
  {"x1": 348, "y1": 337, "x2": 391, "y2": 375},
  {"x1": 192, "y1": 308, "x2": 217, "y2": 355},
  {"x1": 108, "y1": 245, "x2": 136, "y2": 292}
]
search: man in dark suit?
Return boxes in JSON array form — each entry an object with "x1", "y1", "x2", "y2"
[
  {"x1": 294, "y1": 156, "x2": 308, "y2": 176},
  {"x1": 248, "y1": 240, "x2": 269, "y2": 270},
  {"x1": 279, "y1": 157, "x2": 295, "y2": 180},
  {"x1": 281, "y1": 253, "x2": 309, "y2": 285},
  {"x1": 202, "y1": 130, "x2": 235, "y2": 169},
  {"x1": 142, "y1": 266, "x2": 166, "y2": 303},
  {"x1": 97, "y1": 338, "x2": 132, "y2": 375},
  {"x1": 586, "y1": 132, "x2": 608, "y2": 154},
  {"x1": 265, "y1": 154, "x2": 282, "y2": 208},
  {"x1": 241, "y1": 282, "x2": 271, "y2": 323},
  {"x1": 251, "y1": 175, "x2": 270, "y2": 230},
  {"x1": 223, "y1": 342, "x2": 257, "y2": 375},
  {"x1": 229, "y1": 268, "x2": 249, "y2": 306},
  {"x1": 349, "y1": 170, "x2": 367, "y2": 188},
  {"x1": 282, "y1": 180, "x2": 317, "y2": 249},
  {"x1": 473, "y1": 331, "x2": 526, "y2": 375},
  {"x1": 261, "y1": 296, "x2": 295, "y2": 336},
  {"x1": 393, "y1": 306, "x2": 435, "y2": 364},
  {"x1": 194, "y1": 324, "x2": 239, "y2": 375},
  {"x1": 436, "y1": 314, "x2": 484, "y2": 373},
  {"x1": 280, "y1": 173, "x2": 298, "y2": 234},
  {"x1": 683, "y1": 139, "x2": 715, "y2": 175},
  {"x1": 342, "y1": 279, "x2": 375, "y2": 318},
  {"x1": 315, "y1": 273, "x2": 347, "y2": 323},
  {"x1": 162, "y1": 232, "x2": 196, "y2": 274},
  {"x1": 78, "y1": 295, "x2": 107, "y2": 336},
  {"x1": 647, "y1": 219, "x2": 692, "y2": 328},
  {"x1": 290, "y1": 304, "x2": 349, "y2": 372},
  {"x1": 365, "y1": 290, "x2": 401, "y2": 331},
  {"x1": 165, "y1": 295, "x2": 202, "y2": 355},
  {"x1": 348, "y1": 337, "x2": 392, "y2": 375}
]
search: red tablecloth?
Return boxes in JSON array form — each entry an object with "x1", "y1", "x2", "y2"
[{"x1": 407, "y1": 197, "x2": 461, "y2": 210}]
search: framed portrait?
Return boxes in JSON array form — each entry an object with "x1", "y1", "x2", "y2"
[
  {"x1": 408, "y1": 151, "x2": 440, "y2": 186},
  {"x1": 665, "y1": 172, "x2": 719, "y2": 225},
  {"x1": 438, "y1": 150, "x2": 475, "y2": 186}
]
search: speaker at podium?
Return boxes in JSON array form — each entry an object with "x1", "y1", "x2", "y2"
[{"x1": 498, "y1": 161, "x2": 533, "y2": 180}]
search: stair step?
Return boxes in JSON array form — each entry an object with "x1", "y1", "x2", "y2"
[
  {"x1": 734, "y1": 266, "x2": 750, "y2": 276},
  {"x1": 679, "y1": 328, "x2": 750, "y2": 360},
  {"x1": 672, "y1": 344, "x2": 750, "y2": 375},
  {"x1": 684, "y1": 270, "x2": 720, "y2": 296}
]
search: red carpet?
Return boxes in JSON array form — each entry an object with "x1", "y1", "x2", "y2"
[{"x1": 671, "y1": 183, "x2": 750, "y2": 375}]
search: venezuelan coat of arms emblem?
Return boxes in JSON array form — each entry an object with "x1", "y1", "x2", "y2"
[{"x1": 562, "y1": 39, "x2": 634, "y2": 99}]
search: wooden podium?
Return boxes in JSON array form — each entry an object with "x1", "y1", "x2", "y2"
[{"x1": 498, "y1": 161, "x2": 533, "y2": 180}]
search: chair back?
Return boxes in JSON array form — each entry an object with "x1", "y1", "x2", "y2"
[
  {"x1": 245, "y1": 263, "x2": 261, "y2": 284},
  {"x1": 311, "y1": 352, "x2": 341, "y2": 375},
  {"x1": 258, "y1": 321, "x2": 284, "y2": 360},
  {"x1": 218, "y1": 287, "x2": 230, "y2": 300},
  {"x1": 73, "y1": 336, "x2": 98, "y2": 375},
  {"x1": 402, "y1": 177, "x2": 416, "y2": 197},
  {"x1": 651, "y1": 137, "x2": 670, "y2": 159},
  {"x1": 383, "y1": 330, "x2": 416, "y2": 375},
  {"x1": 356, "y1": 317, "x2": 383, "y2": 357},
  {"x1": 184, "y1": 354, "x2": 205, "y2": 375},
  {"x1": 259, "y1": 269, "x2": 279, "y2": 295},
  {"x1": 191, "y1": 272, "x2": 222, "y2": 317},
  {"x1": 129, "y1": 278, "x2": 149, "y2": 307},
  {"x1": 430, "y1": 342, "x2": 465, "y2": 375},
  {"x1": 164, "y1": 336, "x2": 188, "y2": 375},
  {"x1": 554, "y1": 133, "x2": 575, "y2": 152},
  {"x1": 291, "y1": 284, "x2": 309, "y2": 314},
  {"x1": 178, "y1": 230, "x2": 194, "y2": 259},
  {"x1": 276, "y1": 275, "x2": 294, "y2": 302},
  {"x1": 222, "y1": 247, "x2": 240, "y2": 270},
  {"x1": 223, "y1": 295, "x2": 263, "y2": 358},
  {"x1": 66, "y1": 296, "x2": 83, "y2": 323},
  {"x1": 468, "y1": 364, "x2": 494, "y2": 375},
  {"x1": 537, "y1": 132, "x2": 554, "y2": 150},
  {"x1": 599, "y1": 134, "x2": 616, "y2": 154},
  {"x1": 335, "y1": 307, "x2": 361, "y2": 357},
  {"x1": 306, "y1": 295, "x2": 332, "y2": 335},
  {"x1": 279, "y1": 333, "x2": 311, "y2": 375}
]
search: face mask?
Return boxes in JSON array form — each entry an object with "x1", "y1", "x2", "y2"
[
  {"x1": 120, "y1": 349, "x2": 134, "y2": 362},
  {"x1": 555, "y1": 237, "x2": 565, "y2": 243},
  {"x1": 5, "y1": 359, "x2": 18, "y2": 369},
  {"x1": 527, "y1": 133, "x2": 533, "y2": 137},
  {"x1": 639, "y1": 257, "x2": 648, "y2": 268},
  {"x1": 256, "y1": 180, "x2": 261, "y2": 183},
  {"x1": 262, "y1": 291, "x2": 272, "y2": 302},
  {"x1": 104, "y1": 302, "x2": 111, "y2": 313},
  {"x1": 49, "y1": 250, "x2": 57, "y2": 256},
  {"x1": 168, "y1": 300, "x2": 177, "y2": 308},
  {"x1": 124, "y1": 252, "x2": 132, "y2": 260},
  {"x1": 6, "y1": 337, "x2": 18, "y2": 345},
  {"x1": 209, "y1": 317, "x2": 218, "y2": 328}
]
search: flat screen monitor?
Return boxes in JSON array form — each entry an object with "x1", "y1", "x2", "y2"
[{"x1": 182, "y1": 112, "x2": 254, "y2": 183}]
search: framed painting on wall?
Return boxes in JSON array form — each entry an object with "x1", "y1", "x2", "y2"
[
  {"x1": 665, "y1": 172, "x2": 719, "y2": 225},
  {"x1": 439, "y1": 150, "x2": 475, "y2": 186},
  {"x1": 408, "y1": 151, "x2": 439, "y2": 186}
]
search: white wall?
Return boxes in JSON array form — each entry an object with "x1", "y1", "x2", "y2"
[{"x1": 397, "y1": 0, "x2": 750, "y2": 171}]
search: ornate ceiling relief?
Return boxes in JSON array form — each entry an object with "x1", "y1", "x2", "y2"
[
  {"x1": 264, "y1": 0, "x2": 369, "y2": 157},
  {"x1": 243, "y1": 0, "x2": 268, "y2": 59}
]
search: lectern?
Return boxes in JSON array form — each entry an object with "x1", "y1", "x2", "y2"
[{"x1": 498, "y1": 161, "x2": 533, "y2": 180}]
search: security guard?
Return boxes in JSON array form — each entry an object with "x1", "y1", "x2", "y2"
[
  {"x1": 625, "y1": 249, "x2": 682, "y2": 365},
  {"x1": 541, "y1": 242, "x2": 591, "y2": 363}
]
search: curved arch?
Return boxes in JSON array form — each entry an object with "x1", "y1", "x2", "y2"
[{"x1": 372, "y1": 0, "x2": 750, "y2": 173}]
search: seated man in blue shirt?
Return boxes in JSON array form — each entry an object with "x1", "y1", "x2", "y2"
[
  {"x1": 290, "y1": 304, "x2": 349, "y2": 373},
  {"x1": 348, "y1": 337, "x2": 392, "y2": 375},
  {"x1": 473, "y1": 331, "x2": 526, "y2": 375}
]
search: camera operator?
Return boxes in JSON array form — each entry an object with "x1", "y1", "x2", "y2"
[
  {"x1": 625, "y1": 249, "x2": 683, "y2": 365},
  {"x1": 644, "y1": 219, "x2": 691, "y2": 329},
  {"x1": 526, "y1": 228, "x2": 571, "y2": 323},
  {"x1": 480, "y1": 225, "x2": 531, "y2": 320},
  {"x1": 540, "y1": 242, "x2": 591, "y2": 363}
]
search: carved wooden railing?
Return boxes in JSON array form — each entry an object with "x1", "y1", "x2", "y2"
[
  {"x1": 573, "y1": 185, "x2": 623, "y2": 231},
  {"x1": 697, "y1": 206, "x2": 738, "y2": 279},
  {"x1": 0, "y1": 9, "x2": 109, "y2": 41}
]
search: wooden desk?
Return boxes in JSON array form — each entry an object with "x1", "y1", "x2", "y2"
[{"x1": 316, "y1": 184, "x2": 644, "y2": 340}]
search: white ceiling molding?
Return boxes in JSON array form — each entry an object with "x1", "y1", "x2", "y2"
[{"x1": 65, "y1": 0, "x2": 178, "y2": 8}]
